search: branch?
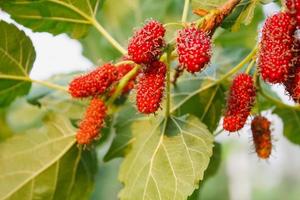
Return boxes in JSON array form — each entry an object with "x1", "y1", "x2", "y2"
[{"x1": 198, "y1": 0, "x2": 241, "y2": 34}]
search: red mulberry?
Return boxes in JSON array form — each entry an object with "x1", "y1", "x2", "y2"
[
  {"x1": 223, "y1": 74, "x2": 256, "y2": 132},
  {"x1": 258, "y1": 12, "x2": 296, "y2": 83},
  {"x1": 176, "y1": 26, "x2": 211, "y2": 73},
  {"x1": 76, "y1": 98, "x2": 107, "y2": 145},
  {"x1": 128, "y1": 20, "x2": 165, "y2": 64},
  {"x1": 251, "y1": 116, "x2": 272, "y2": 159},
  {"x1": 284, "y1": 40, "x2": 300, "y2": 102},
  {"x1": 286, "y1": 0, "x2": 300, "y2": 26},
  {"x1": 69, "y1": 64, "x2": 118, "y2": 98},
  {"x1": 136, "y1": 61, "x2": 166, "y2": 114}
]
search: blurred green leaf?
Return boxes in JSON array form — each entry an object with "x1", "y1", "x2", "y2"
[
  {"x1": 104, "y1": 104, "x2": 146, "y2": 162},
  {"x1": 274, "y1": 108, "x2": 300, "y2": 145},
  {"x1": 0, "y1": 21, "x2": 36, "y2": 107},
  {"x1": 188, "y1": 143, "x2": 222, "y2": 200},
  {"x1": 216, "y1": 6, "x2": 263, "y2": 49},
  {"x1": 0, "y1": 109, "x2": 14, "y2": 140},
  {"x1": 191, "y1": 0, "x2": 227, "y2": 10},
  {"x1": 119, "y1": 115, "x2": 214, "y2": 200},
  {"x1": 0, "y1": 114, "x2": 97, "y2": 200},
  {"x1": 174, "y1": 80, "x2": 226, "y2": 132},
  {"x1": 0, "y1": 0, "x2": 101, "y2": 38},
  {"x1": 221, "y1": 0, "x2": 252, "y2": 29}
]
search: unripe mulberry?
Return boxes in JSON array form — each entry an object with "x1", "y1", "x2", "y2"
[
  {"x1": 76, "y1": 98, "x2": 107, "y2": 145},
  {"x1": 136, "y1": 61, "x2": 166, "y2": 114},
  {"x1": 251, "y1": 116, "x2": 272, "y2": 159},
  {"x1": 258, "y1": 12, "x2": 295, "y2": 83},
  {"x1": 285, "y1": 0, "x2": 300, "y2": 26},
  {"x1": 69, "y1": 64, "x2": 118, "y2": 98},
  {"x1": 128, "y1": 20, "x2": 165, "y2": 64},
  {"x1": 223, "y1": 74, "x2": 256, "y2": 132},
  {"x1": 176, "y1": 26, "x2": 211, "y2": 73}
]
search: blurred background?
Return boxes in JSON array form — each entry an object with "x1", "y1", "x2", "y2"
[{"x1": 1, "y1": 0, "x2": 300, "y2": 199}]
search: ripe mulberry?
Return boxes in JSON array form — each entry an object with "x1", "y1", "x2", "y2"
[
  {"x1": 223, "y1": 74, "x2": 256, "y2": 132},
  {"x1": 128, "y1": 20, "x2": 165, "y2": 64},
  {"x1": 284, "y1": 40, "x2": 300, "y2": 102},
  {"x1": 176, "y1": 26, "x2": 211, "y2": 73},
  {"x1": 69, "y1": 64, "x2": 118, "y2": 98},
  {"x1": 285, "y1": 0, "x2": 300, "y2": 26},
  {"x1": 258, "y1": 12, "x2": 296, "y2": 83},
  {"x1": 76, "y1": 98, "x2": 107, "y2": 145},
  {"x1": 136, "y1": 61, "x2": 166, "y2": 114},
  {"x1": 251, "y1": 116, "x2": 272, "y2": 159}
]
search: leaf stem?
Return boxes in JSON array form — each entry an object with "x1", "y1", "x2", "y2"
[
  {"x1": 165, "y1": 51, "x2": 171, "y2": 118},
  {"x1": 107, "y1": 64, "x2": 141, "y2": 105},
  {"x1": 90, "y1": 19, "x2": 127, "y2": 55},
  {"x1": 181, "y1": 0, "x2": 190, "y2": 22},
  {"x1": 0, "y1": 74, "x2": 68, "y2": 92}
]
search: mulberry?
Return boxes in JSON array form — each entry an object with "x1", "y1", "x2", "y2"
[
  {"x1": 69, "y1": 64, "x2": 118, "y2": 98},
  {"x1": 136, "y1": 61, "x2": 166, "y2": 114},
  {"x1": 284, "y1": 39, "x2": 300, "y2": 102},
  {"x1": 251, "y1": 116, "x2": 272, "y2": 159},
  {"x1": 285, "y1": 0, "x2": 300, "y2": 26},
  {"x1": 128, "y1": 20, "x2": 165, "y2": 64},
  {"x1": 258, "y1": 12, "x2": 295, "y2": 83},
  {"x1": 223, "y1": 74, "x2": 256, "y2": 132},
  {"x1": 76, "y1": 98, "x2": 107, "y2": 145},
  {"x1": 176, "y1": 26, "x2": 211, "y2": 73}
]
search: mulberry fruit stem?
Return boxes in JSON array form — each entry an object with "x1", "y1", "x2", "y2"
[
  {"x1": 181, "y1": 0, "x2": 190, "y2": 22},
  {"x1": 90, "y1": 19, "x2": 127, "y2": 55},
  {"x1": 245, "y1": 59, "x2": 255, "y2": 74},
  {"x1": 0, "y1": 74, "x2": 68, "y2": 92},
  {"x1": 107, "y1": 64, "x2": 141, "y2": 105}
]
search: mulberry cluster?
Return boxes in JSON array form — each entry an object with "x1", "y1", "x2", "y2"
[
  {"x1": 136, "y1": 61, "x2": 166, "y2": 114},
  {"x1": 128, "y1": 20, "x2": 165, "y2": 64},
  {"x1": 286, "y1": 0, "x2": 300, "y2": 27},
  {"x1": 258, "y1": 12, "x2": 295, "y2": 83},
  {"x1": 223, "y1": 74, "x2": 256, "y2": 132},
  {"x1": 76, "y1": 98, "x2": 107, "y2": 145},
  {"x1": 176, "y1": 26, "x2": 212, "y2": 73},
  {"x1": 69, "y1": 64, "x2": 118, "y2": 98},
  {"x1": 251, "y1": 116, "x2": 272, "y2": 159}
]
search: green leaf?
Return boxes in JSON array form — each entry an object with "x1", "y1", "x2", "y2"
[
  {"x1": 119, "y1": 115, "x2": 214, "y2": 200},
  {"x1": 0, "y1": 21, "x2": 36, "y2": 107},
  {"x1": 188, "y1": 143, "x2": 222, "y2": 200},
  {"x1": 0, "y1": 114, "x2": 97, "y2": 199},
  {"x1": 174, "y1": 81, "x2": 225, "y2": 132},
  {"x1": 274, "y1": 108, "x2": 300, "y2": 145},
  {"x1": 216, "y1": 5, "x2": 263, "y2": 49},
  {"x1": 104, "y1": 104, "x2": 146, "y2": 162},
  {"x1": 191, "y1": 0, "x2": 227, "y2": 10},
  {"x1": 0, "y1": 0, "x2": 101, "y2": 38},
  {"x1": 221, "y1": 0, "x2": 252, "y2": 29}
]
